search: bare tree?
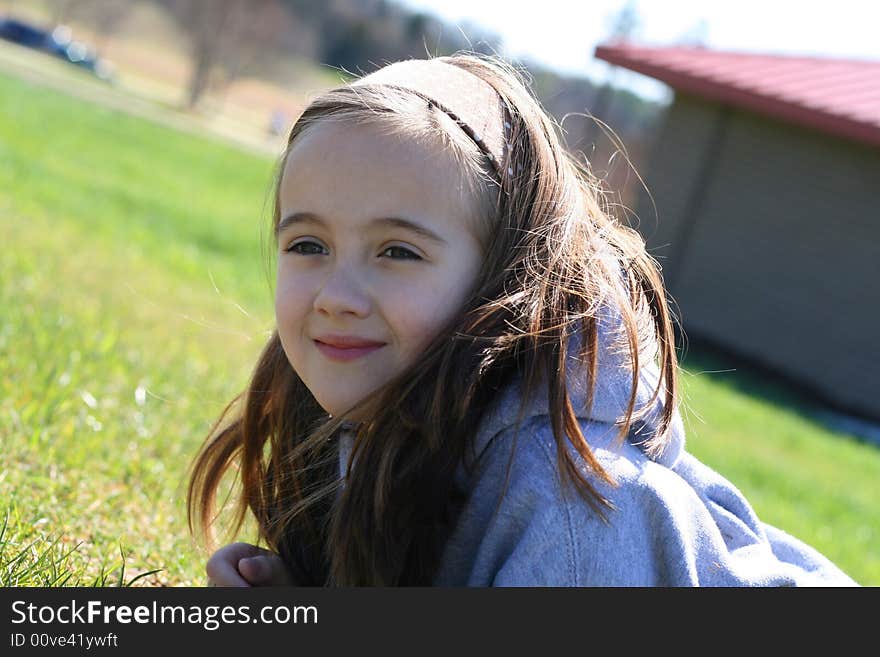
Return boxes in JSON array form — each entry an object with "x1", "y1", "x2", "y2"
[
  {"x1": 80, "y1": 0, "x2": 137, "y2": 52},
  {"x1": 219, "y1": 0, "x2": 291, "y2": 85},
  {"x1": 676, "y1": 19, "x2": 710, "y2": 48},
  {"x1": 585, "y1": 0, "x2": 642, "y2": 147},
  {"x1": 43, "y1": 0, "x2": 137, "y2": 51},
  {"x1": 45, "y1": 0, "x2": 73, "y2": 24},
  {"x1": 168, "y1": 0, "x2": 289, "y2": 109}
]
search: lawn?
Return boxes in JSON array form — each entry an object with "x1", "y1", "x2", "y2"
[
  {"x1": 0, "y1": 69, "x2": 276, "y2": 585},
  {"x1": 1, "y1": 69, "x2": 877, "y2": 586}
]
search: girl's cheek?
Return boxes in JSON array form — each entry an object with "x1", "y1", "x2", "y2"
[
  {"x1": 275, "y1": 278, "x2": 311, "y2": 320},
  {"x1": 393, "y1": 287, "x2": 458, "y2": 345}
]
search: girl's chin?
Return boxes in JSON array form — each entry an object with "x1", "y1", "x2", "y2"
[
  {"x1": 318, "y1": 396, "x2": 370, "y2": 420},
  {"x1": 310, "y1": 377, "x2": 395, "y2": 420}
]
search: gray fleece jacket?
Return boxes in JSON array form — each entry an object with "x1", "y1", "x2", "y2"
[{"x1": 339, "y1": 317, "x2": 858, "y2": 587}]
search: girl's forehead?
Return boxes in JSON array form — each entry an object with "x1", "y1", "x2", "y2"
[
  {"x1": 278, "y1": 121, "x2": 489, "y2": 245},
  {"x1": 285, "y1": 120, "x2": 451, "y2": 169},
  {"x1": 282, "y1": 121, "x2": 475, "y2": 203}
]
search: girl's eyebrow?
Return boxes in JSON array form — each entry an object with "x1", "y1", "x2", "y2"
[{"x1": 276, "y1": 212, "x2": 448, "y2": 246}]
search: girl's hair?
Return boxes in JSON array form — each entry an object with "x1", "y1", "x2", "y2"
[{"x1": 187, "y1": 53, "x2": 678, "y2": 585}]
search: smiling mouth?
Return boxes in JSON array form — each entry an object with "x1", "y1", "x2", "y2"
[{"x1": 314, "y1": 340, "x2": 385, "y2": 362}]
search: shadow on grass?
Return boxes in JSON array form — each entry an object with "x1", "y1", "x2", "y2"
[{"x1": 676, "y1": 333, "x2": 880, "y2": 449}]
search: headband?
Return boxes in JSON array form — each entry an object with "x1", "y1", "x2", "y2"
[{"x1": 352, "y1": 58, "x2": 511, "y2": 178}]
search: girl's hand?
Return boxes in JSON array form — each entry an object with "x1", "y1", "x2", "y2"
[{"x1": 205, "y1": 542, "x2": 293, "y2": 587}]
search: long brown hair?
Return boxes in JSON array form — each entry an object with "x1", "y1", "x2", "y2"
[{"x1": 187, "y1": 53, "x2": 679, "y2": 585}]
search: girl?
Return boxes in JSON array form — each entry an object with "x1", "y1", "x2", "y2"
[{"x1": 188, "y1": 54, "x2": 857, "y2": 586}]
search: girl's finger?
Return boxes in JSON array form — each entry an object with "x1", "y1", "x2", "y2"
[
  {"x1": 206, "y1": 547, "x2": 254, "y2": 587},
  {"x1": 238, "y1": 555, "x2": 291, "y2": 586}
]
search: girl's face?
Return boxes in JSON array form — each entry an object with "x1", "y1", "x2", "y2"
[{"x1": 275, "y1": 120, "x2": 485, "y2": 419}]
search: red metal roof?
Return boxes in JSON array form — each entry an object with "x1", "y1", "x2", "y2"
[{"x1": 594, "y1": 43, "x2": 880, "y2": 149}]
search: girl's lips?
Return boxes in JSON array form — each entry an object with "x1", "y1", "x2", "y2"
[{"x1": 314, "y1": 340, "x2": 385, "y2": 362}]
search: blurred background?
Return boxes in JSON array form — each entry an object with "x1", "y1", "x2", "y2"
[{"x1": 1, "y1": 0, "x2": 878, "y2": 586}]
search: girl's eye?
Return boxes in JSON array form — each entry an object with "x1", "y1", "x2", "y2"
[
  {"x1": 286, "y1": 240, "x2": 325, "y2": 255},
  {"x1": 380, "y1": 245, "x2": 422, "y2": 261}
]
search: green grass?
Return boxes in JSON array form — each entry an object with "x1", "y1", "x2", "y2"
[
  {"x1": 1, "y1": 68, "x2": 878, "y2": 586},
  {"x1": 1, "y1": 70, "x2": 275, "y2": 586},
  {"x1": 677, "y1": 347, "x2": 879, "y2": 584}
]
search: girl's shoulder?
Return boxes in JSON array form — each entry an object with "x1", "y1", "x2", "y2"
[
  {"x1": 466, "y1": 413, "x2": 681, "y2": 504},
  {"x1": 439, "y1": 417, "x2": 857, "y2": 586},
  {"x1": 442, "y1": 416, "x2": 694, "y2": 585}
]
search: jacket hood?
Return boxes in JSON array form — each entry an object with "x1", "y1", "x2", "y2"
[{"x1": 470, "y1": 304, "x2": 686, "y2": 469}]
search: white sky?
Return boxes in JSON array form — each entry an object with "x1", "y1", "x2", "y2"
[{"x1": 394, "y1": 0, "x2": 880, "y2": 103}]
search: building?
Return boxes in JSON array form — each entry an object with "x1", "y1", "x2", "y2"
[{"x1": 594, "y1": 44, "x2": 880, "y2": 420}]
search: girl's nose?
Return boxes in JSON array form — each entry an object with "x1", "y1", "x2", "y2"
[{"x1": 312, "y1": 266, "x2": 372, "y2": 318}]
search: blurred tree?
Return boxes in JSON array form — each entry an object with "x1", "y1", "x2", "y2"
[
  {"x1": 218, "y1": 0, "x2": 293, "y2": 84},
  {"x1": 159, "y1": 0, "x2": 291, "y2": 108},
  {"x1": 275, "y1": 0, "x2": 501, "y2": 72},
  {"x1": 85, "y1": 0, "x2": 135, "y2": 51},
  {"x1": 586, "y1": 0, "x2": 642, "y2": 148},
  {"x1": 57, "y1": 0, "x2": 138, "y2": 51},
  {"x1": 677, "y1": 18, "x2": 710, "y2": 47},
  {"x1": 47, "y1": 0, "x2": 77, "y2": 25}
]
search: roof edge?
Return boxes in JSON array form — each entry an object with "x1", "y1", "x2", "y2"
[{"x1": 594, "y1": 44, "x2": 880, "y2": 149}]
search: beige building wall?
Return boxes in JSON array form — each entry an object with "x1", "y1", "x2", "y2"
[{"x1": 638, "y1": 95, "x2": 880, "y2": 419}]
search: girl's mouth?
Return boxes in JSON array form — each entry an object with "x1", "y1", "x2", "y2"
[{"x1": 314, "y1": 340, "x2": 385, "y2": 362}]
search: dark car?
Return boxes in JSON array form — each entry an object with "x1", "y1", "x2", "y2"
[
  {"x1": 0, "y1": 16, "x2": 49, "y2": 47},
  {"x1": 0, "y1": 16, "x2": 114, "y2": 81}
]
